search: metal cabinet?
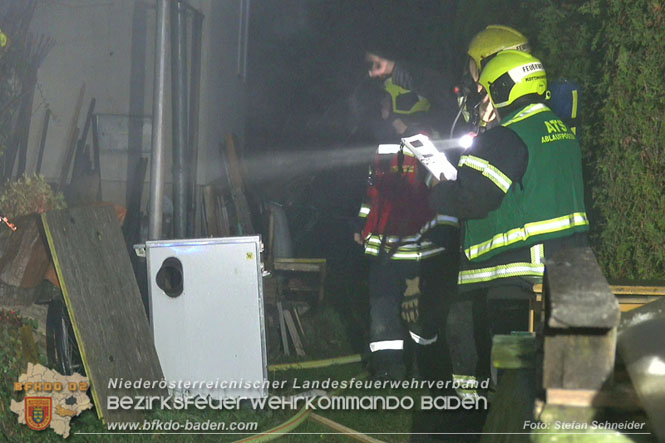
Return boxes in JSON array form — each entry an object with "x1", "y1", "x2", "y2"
[{"x1": 145, "y1": 236, "x2": 267, "y2": 399}]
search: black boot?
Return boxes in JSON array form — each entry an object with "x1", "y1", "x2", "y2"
[{"x1": 371, "y1": 350, "x2": 405, "y2": 380}]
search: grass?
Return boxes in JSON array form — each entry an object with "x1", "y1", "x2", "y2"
[
  {"x1": 2, "y1": 306, "x2": 466, "y2": 442},
  {"x1": 1, "y1": 293, "x2": 487, "y2": 442}
]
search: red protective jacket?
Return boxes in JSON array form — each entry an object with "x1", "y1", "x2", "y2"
[{"x1": 360, "y1": 144, "x2": 436, "y2": 239}]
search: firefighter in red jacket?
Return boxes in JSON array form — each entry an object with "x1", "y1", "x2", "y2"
[{"x1": 355, "y1": 76, "x2": 458, "y2": 380}]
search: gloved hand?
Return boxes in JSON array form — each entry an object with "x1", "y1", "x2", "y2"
[
  {"x1": 401, "y1": 293, "x2": 420, "y2": 324},
  {"x1": 401, "y1": 276, "x2": 421, "y2": 324}
]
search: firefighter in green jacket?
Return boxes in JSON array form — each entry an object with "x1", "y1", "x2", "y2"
[{"x1": 428, "y1": 50, "x2": 590, "y2": 399}]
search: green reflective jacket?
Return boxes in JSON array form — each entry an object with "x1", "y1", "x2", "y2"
[{"x1": 463, "y1": 103, "x2": 589, "y2": 264}]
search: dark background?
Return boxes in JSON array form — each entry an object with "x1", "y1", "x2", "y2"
[{"x1": 247, "y1": 0, "x2": 459, "y2": 148}]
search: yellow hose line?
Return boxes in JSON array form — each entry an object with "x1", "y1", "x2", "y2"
[
  {"x1": 268, "y1": 354, "x2": 362, "y2": 371},
  {"x1": 232, "y1": 405, "x2": 311, "y2": 443},
  {"x1": 309, "y1": 412, "x2": 386, "y2": 443},
  {"x1": 232, "y1": 371, "x2": 369, "y2": 443}
]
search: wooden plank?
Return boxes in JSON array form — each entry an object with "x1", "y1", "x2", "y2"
[
  {"x1": 531, "y1": 291, "x2": 660, "y2": 319},
  {"x1": 274, "y1": 263, "x2": 323, "y2": 273},
  {"x1": 276, "y1": 258, "x2": 326, "y2": 264},
  {"x1": 65, "y1": 171, "x2": 101, "y2": 206},
  {"x1": 534, "y1": 283, "x2": 665, "y2": 296},
  {"x1": 543, "y1": 329, "x2": 617, "y2": 390},
  {"x1": 224, "y1": 134, "x2": 254, "y2": 234},
  {"x1": 283, "y1": 309, "x2": 305, "y2": 357},
  {"x1": 481, "y1": 369, "x2": 536, "y2": 442},
  {"x1": 42, "y1": 206, "x2": 164, "y2": 424},
  {"x1": 309, "y1": 412, "x2": 387, "y2": 443},
  {"x1": 91, "y1": 113, "x2": 102, "y2": 201},
  {"x1": 617, "y1": 295, "x2": 662, "y2": 304},
  {"x1": 215, "y1": 193, "x2": 231, "y2": 237},
  {"x1": 611, "y1": 285, "x2": 665, "y2": 295},
  {"x1": 58, "y1": 84, "x2": 85, "y2": 190},
  {"x1": 545, "y1": 247, "x2": 619, "y2": 329},
  {"x1": 274, "y1": 259, "x2": 326, "y2": 273},
  {"x1": 267, "y1": 209, "x2": 275, "y2": 270},
  {"x1": 122, "y1": 157, "x2": 148, "y2": 244},
  {"x1": 291, "y1": 303, "x2": 305, "y2": 337},
  {"x1": 546, "y1": 387, "x2": 640, "y2": 409},
  {"x1": 542, "y1": 250, "x2": 619, "y2": 391},
  {"x1": 35, "y1": 108, "x2": 51, "y2": 175},
  {"x1": 71, "y1": 98, "x2": 96, "y2": 179},
  {"x1": 620, "y1": 303, "x2": 650, "y2": 312},
  {"x1": 273, "y1": 258, "x2": 327, "y2": 303},
  {"x1": 202, "y1": 185, "x2": 221, "y2": 237},
  {"x1": 276, "y1": 301, "x2": 289, "y2": 356},
  {"x1": 0, "y1": 215, "x2": 50, "y2": 288}
]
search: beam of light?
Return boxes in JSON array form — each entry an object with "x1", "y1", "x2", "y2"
[
  {"x1": 240, "y1": 143, "x2": 378, "y2": 185},
  {"x1": 239, "y1": 133, "x2": 475, "y2": 188}
]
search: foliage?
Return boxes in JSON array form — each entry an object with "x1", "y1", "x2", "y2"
[
  {"x1": 458, "y1": 1, "x2": 665, "y2": 280},
  {"x1": 0, "y1": 174, "x2": 66, "y2": 219},
  {"x1": 514, "y1": 0, "x2": 665, "y2": 279},
  {"x1": 0, "y1": 309, "x2": 40, "y2": 441},
  {"x1": 589, "y1": 0, "x2": 665, "y2": 279}
]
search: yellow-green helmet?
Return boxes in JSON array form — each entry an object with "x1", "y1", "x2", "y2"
[
  {"x1": 478, "y1": 50, "x2": 547, "y2": 109},
  {"x1": 467, "y1": 25, "x2": 530, "y2": 73},
  {"x1": 383, "y1": 77, "x2": 431, "y2": 115},
  {"x1": 0, "y1": 27, "x2": 8, "y2": 49}
]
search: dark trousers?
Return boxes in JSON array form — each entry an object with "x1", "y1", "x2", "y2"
[
  {"x1": 368, "y1": 252, "x2": 457, "y2": 376},
  {"x1": 446, "y1": 285, "x2": 532, "y2": 384},
  {"x1": 368, "y1": 257, "x2": 418, "y2": 349}
]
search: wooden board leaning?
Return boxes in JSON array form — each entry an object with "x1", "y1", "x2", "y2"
[{"x1": 41, "y1": 206, "x2": 164, "y2": 424}]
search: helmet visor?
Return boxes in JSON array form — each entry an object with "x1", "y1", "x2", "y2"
[{"x1": 488, "y1": 72, "x2": 516, "y2": 108}]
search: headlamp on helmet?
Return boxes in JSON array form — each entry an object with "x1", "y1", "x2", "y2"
[{"x1": 478, "y1": 50, "x2": 547, "y2": 109}]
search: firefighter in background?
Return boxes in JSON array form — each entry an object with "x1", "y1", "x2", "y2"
[
  {"x1": 366, "y1": 51, "x2": 458, "y2": 138},
  {"x1": 368, "y1": 25, "x2": 579, "y2": 137},
  {"x1": 428, "y1": 50, "x2": 589, "y2": 398},
  {"x1": 355, "y1": 77, "x2": 458, "y2": 380}
]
